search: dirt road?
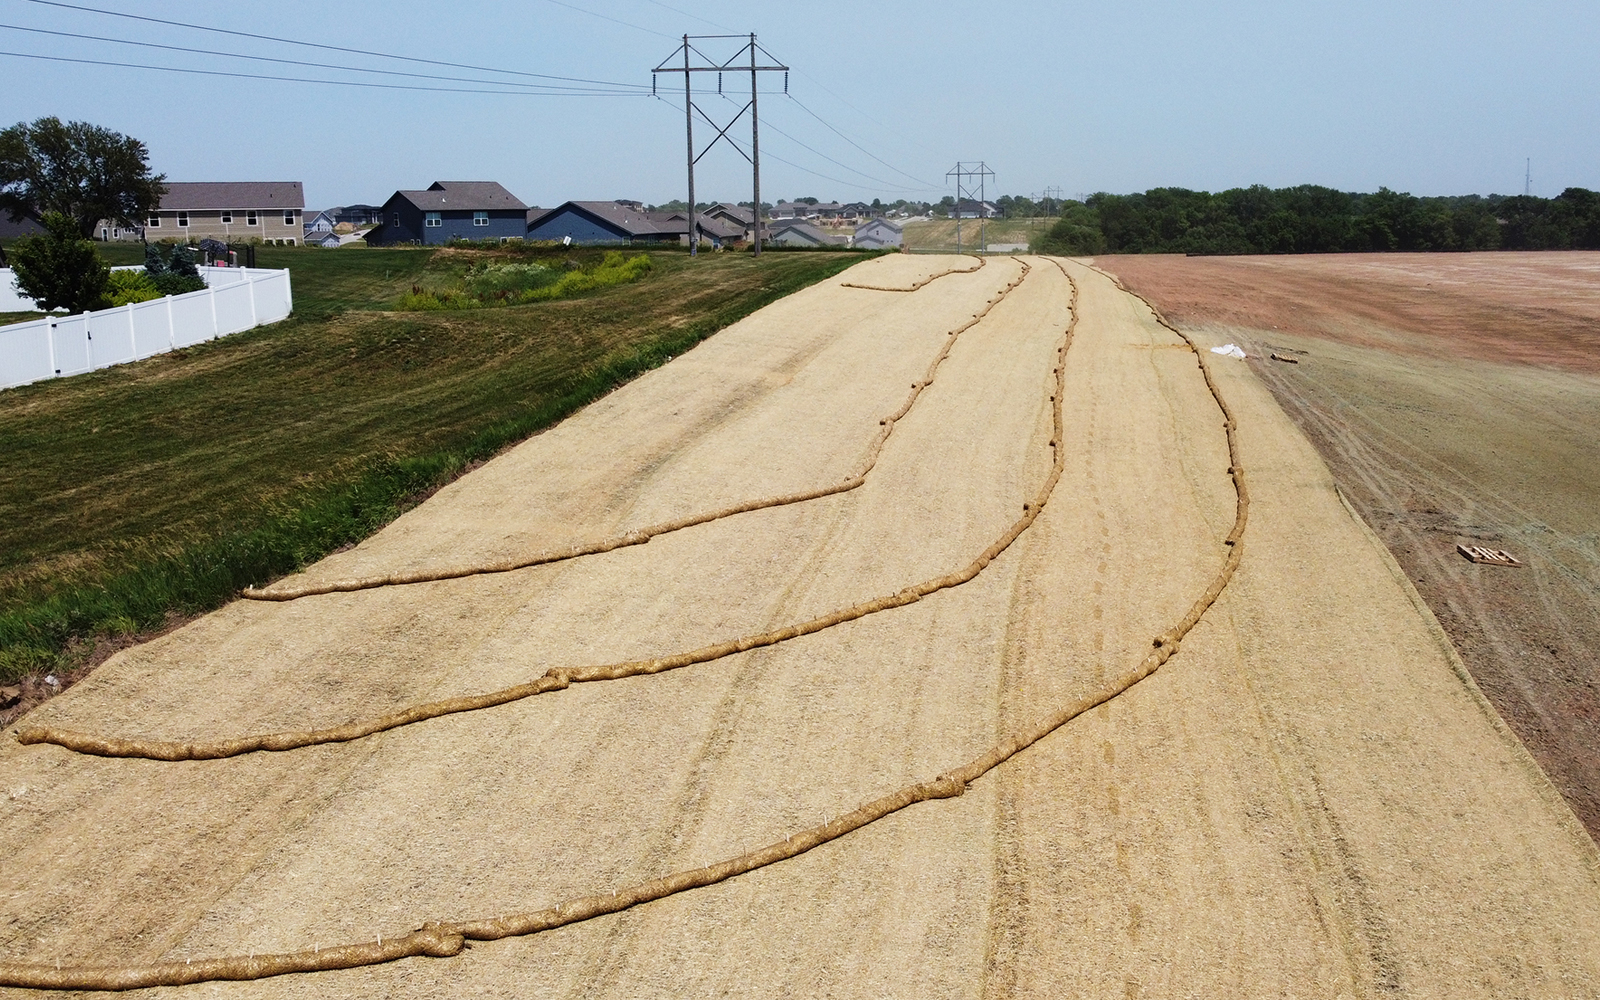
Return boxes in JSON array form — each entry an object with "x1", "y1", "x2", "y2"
[{"x1": 2, "y1": 255, "x2": 1597, "y2": 997}]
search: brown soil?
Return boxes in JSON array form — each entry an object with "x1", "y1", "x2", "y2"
[
  {"x1": 1, "y1": 255, "x2": 1597, "y2": 996},
  {"x1": 1099, "y1": 251, "x2": 1600, "y2": 373},
  {"x1": 1100, "y1": 251, "x2": 1600, "y2": 841}
]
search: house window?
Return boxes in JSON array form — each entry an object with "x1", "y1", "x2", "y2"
[
  {"x1": 393, "y1": 213, "x2": 400, "y2": 227},
  {"x1": 425, "y1": 212, "x2": 442, "y2": 227},
  {"x1": 147, "y1": 215, "x2": 160, "y2": 227},
  {"x1": 177, "y1": 212, "x2": 189, "y2": 227},
  {"x1": 473, "y1": 211, "x2": 488, "y2": 226},
  {"x1": 284, "y1": 211, "x2": 295, "y2": 225},
  {"x1": 221, "y1": 211, "x2": 233, "y2": 224},
  {"x1": 246, "y1": 211, "x2": 259, "y2": 226}
]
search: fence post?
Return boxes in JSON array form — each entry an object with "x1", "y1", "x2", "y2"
[
  {"x1": 126, "y1": 301, "x2": 137, "y2": 357},
  {"x1": 83, "y1": 310, "x2": 94, "y2": 371},
  {"x1": 166, "y1": 292, "x2": 176, "y2": 349},
  {"x1": 246, "y1": 272, "x2": 258, "y2": 328},
  {"x1": 46, "y1": 316, "x2": 57, "y2": 377},
  {"x1": 208, "y1": 282, "x2": 219, "y2": 340}
]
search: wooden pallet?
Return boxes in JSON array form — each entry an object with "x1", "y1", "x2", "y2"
[{"x1": 1457, "y1": 544, "x2": 1521, "y2": 567}]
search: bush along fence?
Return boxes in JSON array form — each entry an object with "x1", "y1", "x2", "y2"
[
  {"x1": 0, "y1": 266, "x2": 293, "y2": 390},
  {"x1": 1, "y1": 265, "x2": 144, "y2": 313}
]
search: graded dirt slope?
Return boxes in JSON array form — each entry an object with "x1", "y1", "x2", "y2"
[
  {"x1": 1100, "y1": 251, "x2": 1600, "y2": 841},
  {"x1": 1, "y1": 255, "x2": 1597, "y2": 997}
]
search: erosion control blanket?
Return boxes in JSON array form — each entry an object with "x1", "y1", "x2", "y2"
[{"x1": 2, "y1": 255, "x2": 1597, "y2": 997}]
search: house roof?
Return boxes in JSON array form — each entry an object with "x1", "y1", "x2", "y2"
[
  {"x1": 855, "y1": 218, "x2": 903, "y2": 234},
  {"x1": 393, "y1": 181, "x2": 528, "y2": 212},
  {"x1": 531, "y1": 201, "x2": 669, "y2": 236},
  {"x1": 528, "y1": 202, "x2": 755, "y2": 242},
  {"x1": 769, "y1": 220, "x2": 845, "y2": 244},
  {"x1": 157, "y1": 182, "x2": 305, "y2": 211},
  {"x1": 648, "y1": 211, "x2": 744, "y2": 240},
  {"x1": 0, "y1": 215, "x2": 45, "y2": 239},
  {"x1": 708, "y1": 203, "x2": 755, "y2": 225}
]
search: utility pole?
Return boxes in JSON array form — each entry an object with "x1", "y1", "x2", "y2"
[
  {"x1": 682, "y1": 37, "x2": 694, "y2": 255},
  {"x1": 653, "y1": 35, "x2": 788, "y2": 257},
  {"x1": 946, "y1": 162, "x2": 995, "y2": 254},
  {"x1": 1525, "y1": 158, "x2": 1532, "y2": 197}
]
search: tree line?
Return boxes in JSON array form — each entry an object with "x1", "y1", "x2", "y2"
[{"x1": 1031, "y1": 184, "x2": 1600, "y2": 255}]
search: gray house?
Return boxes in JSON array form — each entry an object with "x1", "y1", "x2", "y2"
[
  {"x1": 768, "y1": 220, "x2": 848, "y2": 247},
  {"x1": 366, "y1": 182, "x2": 529, "y2": 245},
  {"x1": 853, "y1": 217, "x2": 903, "y2": 249},
  {"x1": 304, "y1": 210, "x2": 336, "y2": 234}
]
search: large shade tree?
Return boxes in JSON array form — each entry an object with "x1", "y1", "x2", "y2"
[{"x1": 0, "y1": 117, "x2": 166, "y2": 238}]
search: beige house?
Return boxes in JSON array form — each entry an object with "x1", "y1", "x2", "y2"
[{"x1": 101, "y1": 181, "x2": 305, "y2": 244}]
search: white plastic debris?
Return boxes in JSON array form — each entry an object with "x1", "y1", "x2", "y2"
[{"x1": 1210, "y1": 344, "x2": 1247, "y2": 359}]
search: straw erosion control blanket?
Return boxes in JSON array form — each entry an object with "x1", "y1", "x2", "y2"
[{"x1": 2, "y1": 255, "x2": 1598, "y2": 997}]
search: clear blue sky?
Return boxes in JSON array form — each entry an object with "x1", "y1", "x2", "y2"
[{"x1": 3, "y1": 0, "x2": 1596, "y2": 211}]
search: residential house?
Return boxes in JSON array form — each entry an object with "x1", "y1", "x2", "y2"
[
  {"x1": 950, "y1": 199, "x2": 999, "y2": 219},
  {"x1": 111, "y1": 181, "x2": 306, "y2": 244},
  {"x1": 0, "y1": 215, "x2": 44, "y2": 239},
  {"x1": 852, "y1": 217, "x2": 903, "y2": 250},
  {"x1": 652, "y1": 211, "x2": 745, "y2": 248},
  {"x1": 365, "y1": 181, "x2": 529, "y2": 245},
  {"x1": 767, "y1": 220, "x2": 848, "y2": 247},
  {"x1": 526, "y1": 201, "x2": 679, "y2": 245},
  {"x1": 527, "y1": 201, "x2": 743, "y2": 247},
  {"x1": 304, "y1": 210, "x2": 336, "y2": 234},
  {"x1": 705, "y1": 203, "x2": 758, "y2": 239},
  {"x1": 333, "y1": 204, "x2": 384, "y2": 227},
  {"x1": 770, "y1": 201, "x2": 812, "y2": 220},
  {"x1": 306, "y1": 230, "x2": 343, "y2": 248}
]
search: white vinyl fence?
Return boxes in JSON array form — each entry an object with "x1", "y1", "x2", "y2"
[
  {"x1": 0, "y1": 266, "x2": 292, "y2": 391},
  {"x1": 1, "y1": 264, "x2": 142, "y2": 312}
]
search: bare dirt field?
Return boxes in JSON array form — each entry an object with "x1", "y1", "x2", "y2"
[
  {"x1": 1, "y1": 254, "x2": 1598, "y2": 997},
  {"x1": 1099, "y1": 252, "x2": 1600, "y2": 841}
]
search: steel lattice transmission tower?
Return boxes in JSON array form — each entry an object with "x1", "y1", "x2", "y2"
[
  {"x1": 947, "y1": 161, "x2": 995, "y2": 254},
  {"x1": 653, "y1": 34, "x2": 788, "y2": 256}
]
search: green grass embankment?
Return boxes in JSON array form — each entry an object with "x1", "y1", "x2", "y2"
[{"x1": 0, "y1": 244, "x2": 865, "y2": 679}]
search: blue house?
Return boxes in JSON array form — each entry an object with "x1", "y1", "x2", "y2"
[
  {"x1": 526, "y1": 201, "x2": 745, "y2": 247},
  {"x1": 526, "y1": 201, "x2": 680, "y2": 245},
  {"x1": 365, "y1": 181, "x2": 529, "y2": 245}
]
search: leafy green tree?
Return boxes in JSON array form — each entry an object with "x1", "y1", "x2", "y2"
[
  {"x1": 8, "y1": 211, "x2": 110, "y2": 312},
  {"x1": 0, "y1": 117, "x2": 167, "y2": 238}
]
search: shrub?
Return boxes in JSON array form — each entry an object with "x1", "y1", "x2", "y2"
[
  {"x1": 151, "y1": 272, "x2": 206, "y2": 296},
  {"x1": 397, "y1": 251, "x2": 653, "y2": 310},
  {"x1": 104, "y1": 268, "x2": 162, "y2": 305},
  {"x1": 7, "y1": 211, "x2": 109, "y2": 312}
]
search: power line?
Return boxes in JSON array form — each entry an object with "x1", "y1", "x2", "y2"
[
  {"x1": 656, "y1": 95, "x2": 930, "y2": 197},
  {"x1": 0, "y1": 50, "x2": 641, "y2": 96},
  {"x1": 759, "y1": 114, "x2": 936, "y2": 194},
  {"x1": 790, "y1": 66, "x2": 945, "y2": 159},
  {"x1": 783, "y1": 93, "x2": 940, "y2": 188},
  {"x1": 639, "y1": 0, "x2": 735, "y2": 32},
  {"x1": 540, "y1": 0, "x2": 674, "y2": 39},
  {"x1": 0, "y1": 22, "x2": 640, "y2": 93},
  {"x1": 19, "y1": 0, "x2": 649, "y2": 89}
]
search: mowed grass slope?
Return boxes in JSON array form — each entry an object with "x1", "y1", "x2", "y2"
[
  {"x1": 0, "y1": 245, "x2": 866, "y2": 678},
  {"x1": 901, "y1": 217, "x2": 1048, "y2": 252}
]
